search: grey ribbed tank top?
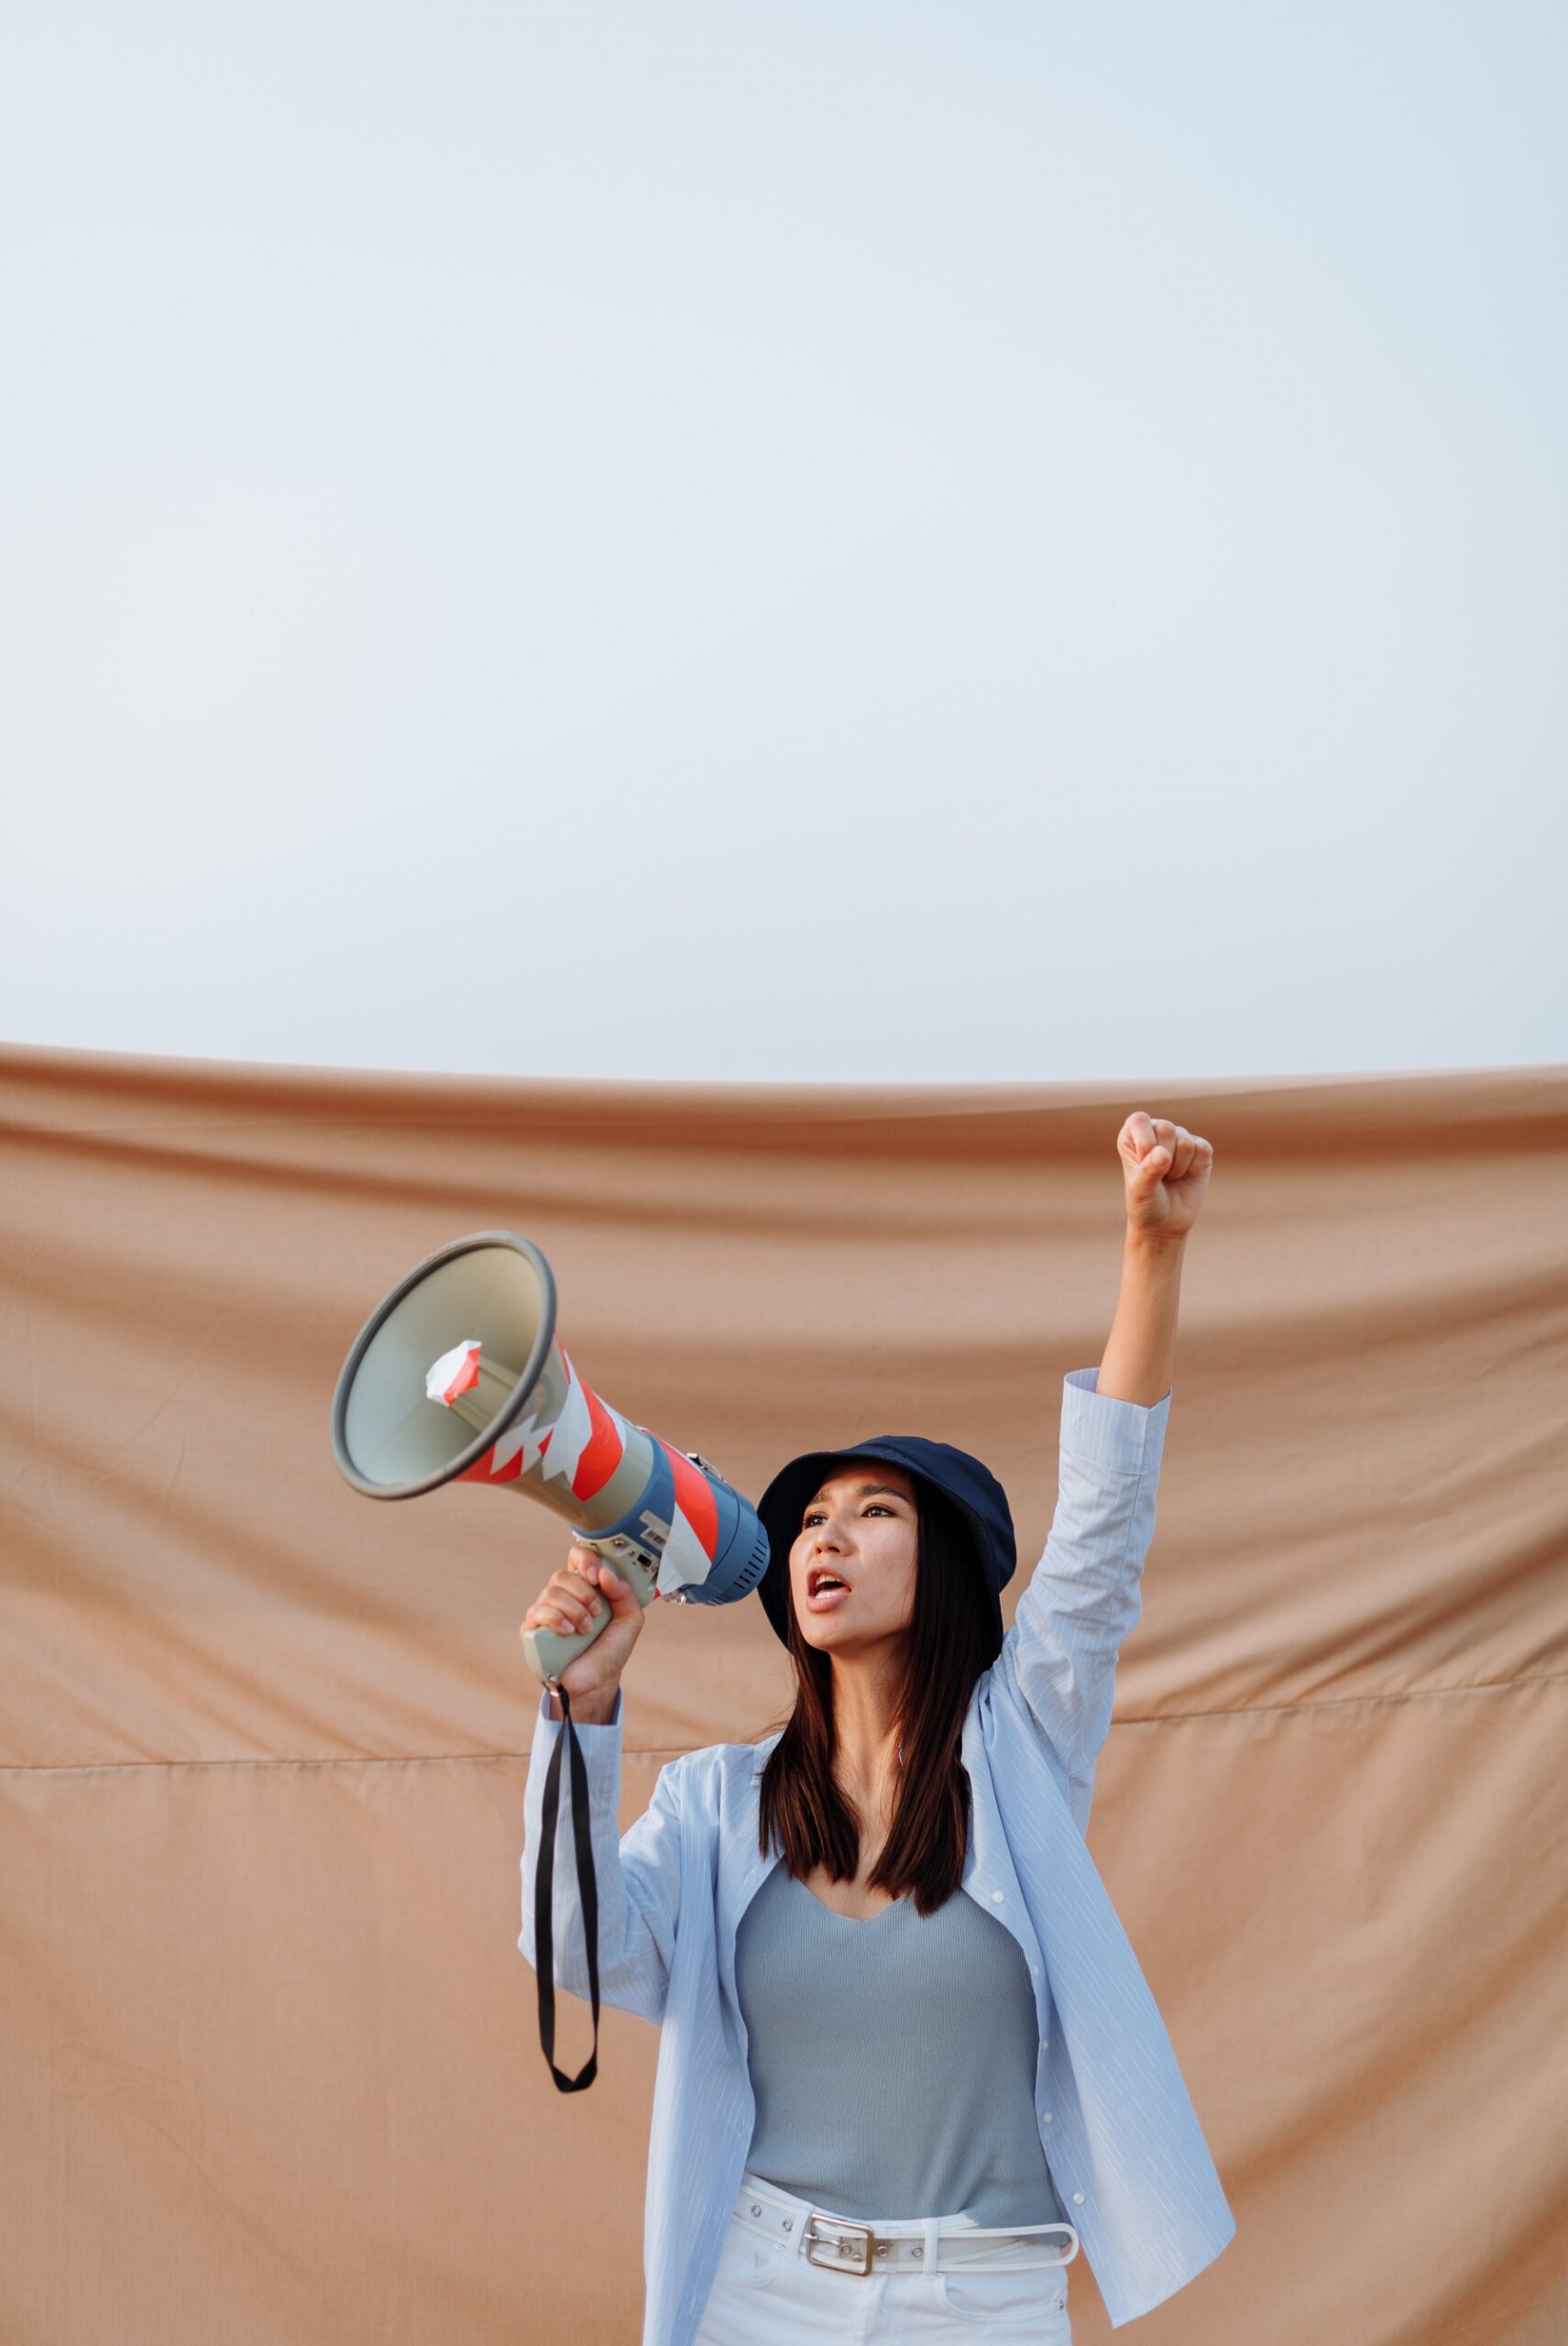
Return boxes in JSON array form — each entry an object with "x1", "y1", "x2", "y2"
[{"x1": 733, "y1": 1864, "x2": 1064, "y2": 2227}]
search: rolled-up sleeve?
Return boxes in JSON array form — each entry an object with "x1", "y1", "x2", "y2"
[
  {"x1": 992, "y1": 1368, "x2": 1170, "y2": 1827},
  {"x1": 518, "y1": 1689, "x2": 684, "y2": 2026}
]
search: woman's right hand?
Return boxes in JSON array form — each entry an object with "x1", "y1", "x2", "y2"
[{"x1": 521, "y1": 1542, "x2": 648, "y2": 1720}]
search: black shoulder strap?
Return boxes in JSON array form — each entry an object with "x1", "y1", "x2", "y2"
[{"x1": 533, "y1": 1683, "x2": 601, "y2": 2092}]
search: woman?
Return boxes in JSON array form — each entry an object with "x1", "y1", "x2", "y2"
[{"x1": 520, "y1": 1112, "x2": 1234, "y2": 2343}]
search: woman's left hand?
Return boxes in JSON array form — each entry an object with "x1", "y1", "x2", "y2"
[{"x1": 1118, "y1": 1111, "x2": 1213, "y2": 1241}]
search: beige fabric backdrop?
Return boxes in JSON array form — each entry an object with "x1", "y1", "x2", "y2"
[{"x1": 3, "y1": 1045, "x2": 1565, "y2": 2346}]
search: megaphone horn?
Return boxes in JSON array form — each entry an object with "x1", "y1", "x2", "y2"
[{"x1": 330, "y1": 1231, "x2": 769, "y2": 1684}]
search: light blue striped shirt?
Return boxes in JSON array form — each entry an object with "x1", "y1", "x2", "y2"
[{"x1": 520, "y1": 1369, "x2": 1236, "y2": 2338}]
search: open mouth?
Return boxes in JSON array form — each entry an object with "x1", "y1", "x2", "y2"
[{"x1": 806, "y1": 1566, "x2": 852, "y2": 1608}]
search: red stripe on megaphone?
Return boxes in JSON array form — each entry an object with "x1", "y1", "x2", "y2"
[
  {"x1": 457, "y1": 1441, "x2": 530, "y2": 1483},
  {"x1": 571, "y1": 1381, "x2": 624, "y2": 1503},
  {"x1": 660, "y1": 1441, "x2": 719, "y2": 1560}
]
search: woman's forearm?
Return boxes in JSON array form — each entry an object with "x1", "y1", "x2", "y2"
[{"x1": 1096, "y1": 1227, "x2": 1187, "y2": 1406}]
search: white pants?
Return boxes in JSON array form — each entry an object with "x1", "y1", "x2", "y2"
[{"x1": 694, "y1": 2174, "x2": 1074, "y2": 2344}]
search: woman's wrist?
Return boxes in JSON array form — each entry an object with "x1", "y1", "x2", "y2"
[
  {"x1": 1124, "y1": 1220, "x2": 1188, "y2": 1263},
  {"x1": 546, "y1": 1685, "x2": 620, "y2": 1726}
]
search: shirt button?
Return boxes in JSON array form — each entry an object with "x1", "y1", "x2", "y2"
[
  {"x1": 1072, "y1": 2193, "x2": 1085, "y2": 2206},
  {"x1": 992, "y1": 1891, "x2": 1004, "y2": 1903},
  {"x1": 1043, "y1": 2111, "x2": 1054, "y2": 2124},
  {"x1": 1031, "y1": 1965, "x2": 1042, "y2": 1979}
]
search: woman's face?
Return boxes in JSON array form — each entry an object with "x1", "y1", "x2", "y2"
[{"x1": 788, "y1": 1462, "x2": 920, "y2": 1658}]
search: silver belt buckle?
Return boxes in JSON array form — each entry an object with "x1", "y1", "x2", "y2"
[{"x1": 806, "y1": 2214, "x2": 876, "y2": 2276}]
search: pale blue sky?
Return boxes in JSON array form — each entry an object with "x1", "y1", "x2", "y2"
[{"x1": 3, "y1": 2, "x2": 1564, "y2": 1082}]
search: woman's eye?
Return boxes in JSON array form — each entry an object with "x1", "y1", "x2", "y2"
[{"x1": 800, "y1": 1501, "x2": 896, "y2": 1529}]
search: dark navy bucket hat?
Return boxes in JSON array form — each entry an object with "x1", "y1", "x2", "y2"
[{"x1": 755, "y1": 1436, "x2": 1016, "y2": 1653}]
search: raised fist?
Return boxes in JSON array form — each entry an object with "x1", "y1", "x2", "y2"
[{"x1": 1117, "y1": 1112, "x2": 1213, "y2": 1241}]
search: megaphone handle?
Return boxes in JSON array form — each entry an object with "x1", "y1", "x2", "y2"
[{"x1": 521, "y1": 1540, "x2": 661, "y2": 1687}]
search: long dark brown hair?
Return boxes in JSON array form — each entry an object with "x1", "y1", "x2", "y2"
[{"x1": 757, "y1": 1478, "x2": 999, "y2": 1915}]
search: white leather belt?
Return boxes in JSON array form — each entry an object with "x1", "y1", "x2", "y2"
[{"x1": 734, "y1": 2174, "x2": 1080, "y2": 2279}]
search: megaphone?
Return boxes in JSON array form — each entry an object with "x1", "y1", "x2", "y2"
[{"x1": 330, "y1": 1231, "x2": 770, "y2": 1684}]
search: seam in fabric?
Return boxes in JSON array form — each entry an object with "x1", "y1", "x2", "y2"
[
  {"x1": 3, "y1": 1670, "x2": 1563, "y2": 1777},
  {"x1": 1112, "y1": 1667, "x2": 1568, "y2": 1728}
]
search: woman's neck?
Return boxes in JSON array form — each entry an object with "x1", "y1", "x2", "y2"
[{"x1": 828, "y1": 1647, "x2": 905, "y2": 1816}]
